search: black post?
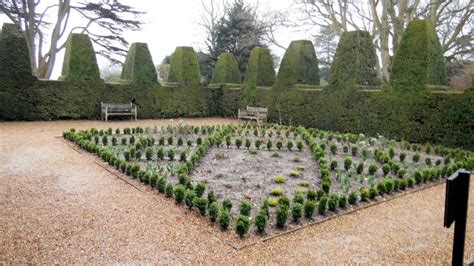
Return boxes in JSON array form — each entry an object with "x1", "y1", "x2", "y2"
[{"x1": 447, "y1": 170, "x2": 470, "y2": 266}]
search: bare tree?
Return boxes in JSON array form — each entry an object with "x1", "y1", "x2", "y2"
[
  {"x1": 198, "y1": 0, "x2": 229, "y2": 61},
  {"x1": 0, "y1": 0, "x2": 144, "y2": 79}
]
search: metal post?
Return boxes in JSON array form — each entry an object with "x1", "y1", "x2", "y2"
[{"x1": 451, "y1": 170, "x2": 470, "y2": 266}]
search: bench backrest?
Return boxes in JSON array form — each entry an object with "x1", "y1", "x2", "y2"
[
  {"x1": 246, "y1": 106, "x2": 267, "y2": 114},
  {"x1": 101, "y1": 102, "x2": 133, "y2": 112}
]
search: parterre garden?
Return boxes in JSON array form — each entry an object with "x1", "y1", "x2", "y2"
[{"x1": 63, "y1": 122, "x2": 473, "y2": 238}]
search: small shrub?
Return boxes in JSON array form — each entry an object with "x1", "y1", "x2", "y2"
[
  {"x1": 377, "y1": 180, "x2": 387, "y2": 195},
  {"x1": 278, "y1": 196, "x2": 290, "y2": 207},
  {"x1": 338, "y1": 194, "x2": 348, "y2": 208},
  {"x1": 121, "y1": 138, "x2": 127, "y2": 145},
  {"x1": 165, "y1": 183, "x2": 174, "y2": 198},
  {"x1": 307, "y1": 189, "x2": 317, "y2": 200},
  {"x1": 389, "y1": 147, "x2": 395, "y2": 159},
  {"x1": 209, "y1": 202, "x2": 219, "y2": 222},
  {"x1": 145, "y1": 147, "x2": 153, "y2": 161},
  {"x1": 194, "y1": 197, "x2": 208, "y2": 215},
  {"x1": 197, "y1": 137, "x2": 202, "y2": 145},
  {"x1": 187, "y1": 140, "x2": 193, "y2": 147},
  {"x1": 287, "y1": 141, "x2": 294, "y2": 151},
  {"x1": 407, "y1": 177, "x2": 415, "y2": 187},
  {"x1": 382, "y1": 164, "x2": 390, "y2": 176},
  {"x1": 348, "y1": 191, "x2": 358, "y2": 204},
  {"x1": 266, "y1": 197, "x2": 279, "y2": 206},
  {"x1": 240, "y1": 200, "x2": 252, "y2": 216},
  {"x1": 167, "y1": 136, "x2": 173, "y2": 145},
  {"x1": 245, "y1": 138, "x2": 251, "y2": 149},
  {"x1": 276, "y1": 140, "x2": 283, "y2": 150},
  {"x1": 156, "y1": 177, "x2": 167, "y2": 193},
  {"x1": 368, "y1": 187, "x2": 378, "y2": 199},
  {"x1": 413, "y1": 153, "x2": 420, "y2": 163},
  {"x1": 180, "y1": 151, "x2": 187, "y2": 162},
  {"x1": 167, "y1": 149, "x2": 175, "y2": 160},
  {"x1": 299, "y1": 180, "x2": 310, "y2": 187},
  {"x1": 235, "y1": 139, "x2": 242, "y2": 149},
  {"x1": 274, "y1": 175, "x2": 286, "y2": 184},
  {"x1": 174, "y1": 185, "x2": 186, "y2": 203},
  {"x1": 112, "y1": 136, "x2": 117, "y2": 146},
  {"x1": 322, "y1": 181, "x2": 331, "y2": 194},
  {"x1": 207, "y1": 190, "x2": 217, "y2": 206},
  {"x1": 185, "y1": 190, "x2": 196, "y2": 209},
  {"x1": 195, "y1": 182, "x2": 206, "y2": 197},
  {"x1": 360, "y1": 188, "x2": 369, "y2": 201},
  {"x1": 330, "y1": 144, "x2": 337, "y2": 154},
  {"x1": 271, "y1": 187, "x2": 285, "y2": 196},
  {"x1": 290, "y1": 171, "x2": 300, "y2": 178},
  {"x1": 255, "y1": 139, "x2": 262, "y2": 150},
  {"x1": 293, "y1": 156, "x2": 301, "y2": 162},
  {"x1": 356, "y1": 162, "x2": 364, "y2": 174},
  {"x1": 219, "y1": 209, "x2": 231, "y2": 230},
  {"x1": 157, "y1": 147, "x2": 164, "y2": 160},
  {"x1": 330, "y1": 160, "x2": 338, "y2": 170},
  {"x1": 222, "y1": 198, "x2": 233, "y2": 211},
  {"x1": 425, "y1": 157, "x2": 432, "y2": 166},
  {"x1": 276, "y1": 205, "x2": 289, "y2": 228},
  {"x1": 414, "y1": 171, "x2": 422, "y2": 184},
  {"x1": 399, "y1": 152, "x2": 406, "y2": 162},
  {"x1": 177, "y1": 137, "x2": 183, "y2": 146},
  {"x1": 328, "y1": 194, "x2": 339, "y2": 211},
  {"x1": 271, "y1": 152, "x2": 281, "y2": 158},
  {"x1": 266, "y1": 140, "x2": 272, "y2": 150},
  {"x1": 255, "y1": 211, "x2": 268, "y2": 233},
  {"x1": 297, "y1": 165, "x2": 305, "y2": 171},
  {"x1": 344, "y1": 157, "x2": 352, "y2": 171},
  {"x1": 318, "y1": 196, "x2": 328, "y2": 214},
  {"x1": 304, "y1": 200, "x2": 316, "y2": 218},
  {"x1": 102, "y1": 135, "x2": 108, "y2": 146},
  {"x1": 369, "y1": 164, "x2": 378, "y2": 175},
  {"x1": 343, "y1": 146, "x2": 349, "y2": 153},
  {"x1": 159, "y1": 136, "x2": 165, "y2": 145},
  {"x1": 296, "y1": 141, "x2": 303, "y2": 151},
  {"x1": 293, "y1": 193, "x2": 305, "y2": 204},
  {"x1": 235, "y1": 215, "x2": 251, "y2": 237},
  {"x1": 292, "y1": 203, "x2": 303, "y2": 222}
]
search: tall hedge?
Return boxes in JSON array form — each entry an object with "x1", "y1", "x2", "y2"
[
  {"x1": 0, "y1": 23, "x2": 33, "y2": 81},
  {"x1": 121, "y1": 42, "x2": 157, "y2": 85},
  {"x1": 276, "y1": 40, "x2": 319, "y2": 88},
  {"x1": 329, "y1": 31, "x2": 378, "y2": 89},
  {"x1": 59, "y1": 33, "x2": 101, "y2": 81},
  {"x1": 243, "y1": 47, "x2": 275, "y2": 87},
  {"x1": 0, "y1": 23, "x2": 37, "y2": 120},
  {"x1": 211, "y1": 52, "x2": 241, "y2": 84},
  {"x1": 390, "y1": 19, "x2": 446, "y2": 90},
  {"x1": 168, "y1": 46, "x2": 201, "y2": 88}
]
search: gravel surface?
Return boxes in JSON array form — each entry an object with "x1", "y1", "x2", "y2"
[{"x1": 1, "y1": 119, "x2": 473, "y2": 264}]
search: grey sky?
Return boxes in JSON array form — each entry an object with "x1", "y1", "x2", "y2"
[{"x1": 1, "y1": 0, "x2": 307, "y2": 79}]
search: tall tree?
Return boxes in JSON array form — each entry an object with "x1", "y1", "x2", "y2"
[{"x1": 0, "y1": 0, "x2": 144, "y2": 79}]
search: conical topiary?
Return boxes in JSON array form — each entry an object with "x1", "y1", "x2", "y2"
[
  {"x1": 390, "y1": 19, "x2": 446, "y2": 90},
  {"x1": 243, "y1": 47, "x2": 275, "y2": 87},
  {"x1": 168, "y1": 46, "x2": 201, "y2": 88},
  {"x1": 60, "y1": 33, "x2": 101, "y2": 81},
  {"x1": 211, "y1": 52, "x2": 241, "y2": 84},
  {"x1": 121, "y1": 42, "x2": 157, "y2": 85},
  {"x1": 276, "y1": 40, "x2": 319, "y2": 88}
]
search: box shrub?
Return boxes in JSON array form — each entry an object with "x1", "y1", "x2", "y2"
[
  {"x1": 165, "y1": 183, "x2": 174, "y2": 198},
  {"x1": 222, "y1": 198, "x2": 233, "y2": 211},
  {"x1": 304, "y1": 200, "x2": 316, "y2": 218},
  {"x1": 208, "y1": 201, "x2": 219, "y2": 222},
  {"x1": 279, "y1": 196, "x2": 290, "y2": 208},
  {"x1": 219, "y1": 209, "x2": 231, "y2": 230},
  {"x1": 185, "y1": 189, "x2": 196, "y2": 209},
  {"x1": 274, "y1": 175, "x2": 286, "y2": 184},
  {"x1": 174, "y1": 184, "x2": 186, "y2": 203},
  {"x1": 194, "y1": 197, "x2": 208, "y2": 215},
  {"x1": 271, "y1": 187, "x2": 285, "y2": 196},
  {"x1": 318, "y1": 195, "x2": 328, "y2": 214},
  {"x1": 195, "y1": 182, "x2": 206, "y2": 197},
  {"x1": 255, "y1": 211, "x2": 268, "y2": 233},
  {"x1": 239, "y1": 200, "x2": 252, "y2": 216},
  {"x1": 276, "y1": 205, "x2": 288, "y2": 228},
  {"x1": 266, "y1": 197, "x2": 279, "y2": 207},
  {"x1": 338, "y1": 194, "x2": 348, "y2": 208},
  {"x1": 235, "y1": 215, "x2": 251, "y2": 237},
  {"x1": 348, "y1": 190, "x2": 358, "y2": 204}
]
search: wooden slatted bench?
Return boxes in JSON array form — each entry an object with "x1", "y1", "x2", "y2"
[
  {"x1": 101, "y1": 102, "x2": 137, "y2": 122},
  {"x1": 238, "y1": 106, "x2": 268, "y2": 124}
]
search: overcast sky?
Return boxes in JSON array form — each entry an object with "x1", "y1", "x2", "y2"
[{"x1": 0, "y1": 0, "x2": 308, "y2": 79}]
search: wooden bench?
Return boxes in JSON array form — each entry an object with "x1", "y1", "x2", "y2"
[
  {"x1": 101, "y1": 102, "x2": 137, "y2": 122},
  {"x1": 238, "y1": 106, "x2": 268, "y2": 123}
]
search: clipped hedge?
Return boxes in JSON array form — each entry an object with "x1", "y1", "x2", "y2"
[
  {"x1": 121, "y1": 42, "x2": 158, "y2": 85},
  {"x1": 329, "y1": 31, "x2": 378, "y2": 89},
  {"x1": 391, "y1": 19, "x2": 447, "y2": 90},
  {"x1": 276, "y1": 40, "x2": 319, "y2": 88},
  {"x1": 168, "y1": 46, "x2": 201, "y2": 88},
  {"x1": 59, "y1": 33, "x2": 101, "y2": 81},
  {"x1": 211, "y1": 52, "x2": 241, "y2": 84},
  {"x1": 243, "y1": 47, "x2": 275, "y2": 87}
]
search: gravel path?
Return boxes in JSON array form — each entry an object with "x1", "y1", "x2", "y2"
[{"x1": 1, "y1": 119, "x2": 472, "y2": 264}]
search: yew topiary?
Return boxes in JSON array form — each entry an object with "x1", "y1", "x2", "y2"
[
  {"x1": 329, "y1": 30, "x2": 378, "y2": 89},
  {"x1": 60, "y1": 33, "x2": 101, "y2": 81},
  {"x1": 243, "y1": 47, "x2": 275, "y2": 104},
  {"x1": 168, "y1": 46, "x2": 201, "y2": 88},
  {"x1": 391, "y1": 19, "x2": 446, "y2": 90},
  {"x1": 276, "y1": 40, "x2": 319, "y2": 88},
  {"x1": 0, "y1": 23, "x2": 33, "y2": 81},
  {"x1": 211, "y1": 52, "x2": 241, "y2": 84},
  {"x1": 121, "y1": 42, "x2": 157, "y2": 85}
]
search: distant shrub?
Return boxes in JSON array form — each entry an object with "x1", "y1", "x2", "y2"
[
  {"x1": 174, "y1": 185, "x2": 186, "y2": 203},
  {"x1": 271, "y1": 187, "x2": 285, "y2": 196},
  {"x1": 296, "y1": 141, "x2": 303, "y2": 151},
  {"x1": 293, "y1": 193, "x2": 305, "y2": 204},
  {"x1": 195, "y1": 182, "x2": 206, "y2": 197},
  {"x1": 167, "y1": 148, "x2": 175, "y2": 161},
  {"x1": 292, "y1": 203, "x2": 303, "y2": 222},
  {"x1": 330, "y1": 160, "x2": 338, "y2": 170},
  {"x1": 235, "y1": 139, "x2": 242, "y2": 149},
  {"x1": 278, "y1": 196, "x2": 290, "y2": 208},
  {"x1": 222, "y1": 198, "x2": 233, "y2": 211},
  {"x1": 276, "y1": 140, "x2": 283, "y2": 150},
  {"x1": 304, "y1": 200, "x2": 316, "y2": 218},
  {"x1": 165, "y1": 183, "x2": 174, "y2": 198},
  {"x1": 194, "y1": 197, "x2": 208, "y2": 215},
  {"x1": 255, "y1": 211, "x2": 268, "y2": 233},
  {"x1": 344, "y1": 157, "x2": 352, "y2": 171},
  {"x1": 266, "y1": 197, "x2": 279, "y2": 207},
  {"x1": 185, "y1": 189, "x2": 196, "y2": 209},
  {"x1": 348, "y1": 191, "x2": 358, "y2": 204},
  {"x1": 240, "y1": 200, "x2": 252, "y2": 216},
  {"x1": 318, "y1": 196, "x2": 328, "y2": 214},
  {"x1": 267, "y1": 140, "x2": 273, "y2": 150},
  {"x1": 338, "y1": 194, "x2": 348, "y2": 208},
  {"x1": 209, "y1": 202, "x2": 219, "y2": 222},
  {"x1": 413, "y1": 153, "x2": 420, "y2": 163},
  {"x1": 368, "y1": 187, "x2": 378, "y2": 199},
  {"x1": 274, "y1": 175, "x2": 286, "y2": 184}
]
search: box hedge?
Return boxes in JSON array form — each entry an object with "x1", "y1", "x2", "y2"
[
  {"x1": 390, "y1": 20, "x2": 447, "y2": 90},
  {"x1": 276, "y1": 40, "x2": 319, "y2": 88},
  {"x1": 121, "y1": 42, "x2": 158, "y2": 85}
]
